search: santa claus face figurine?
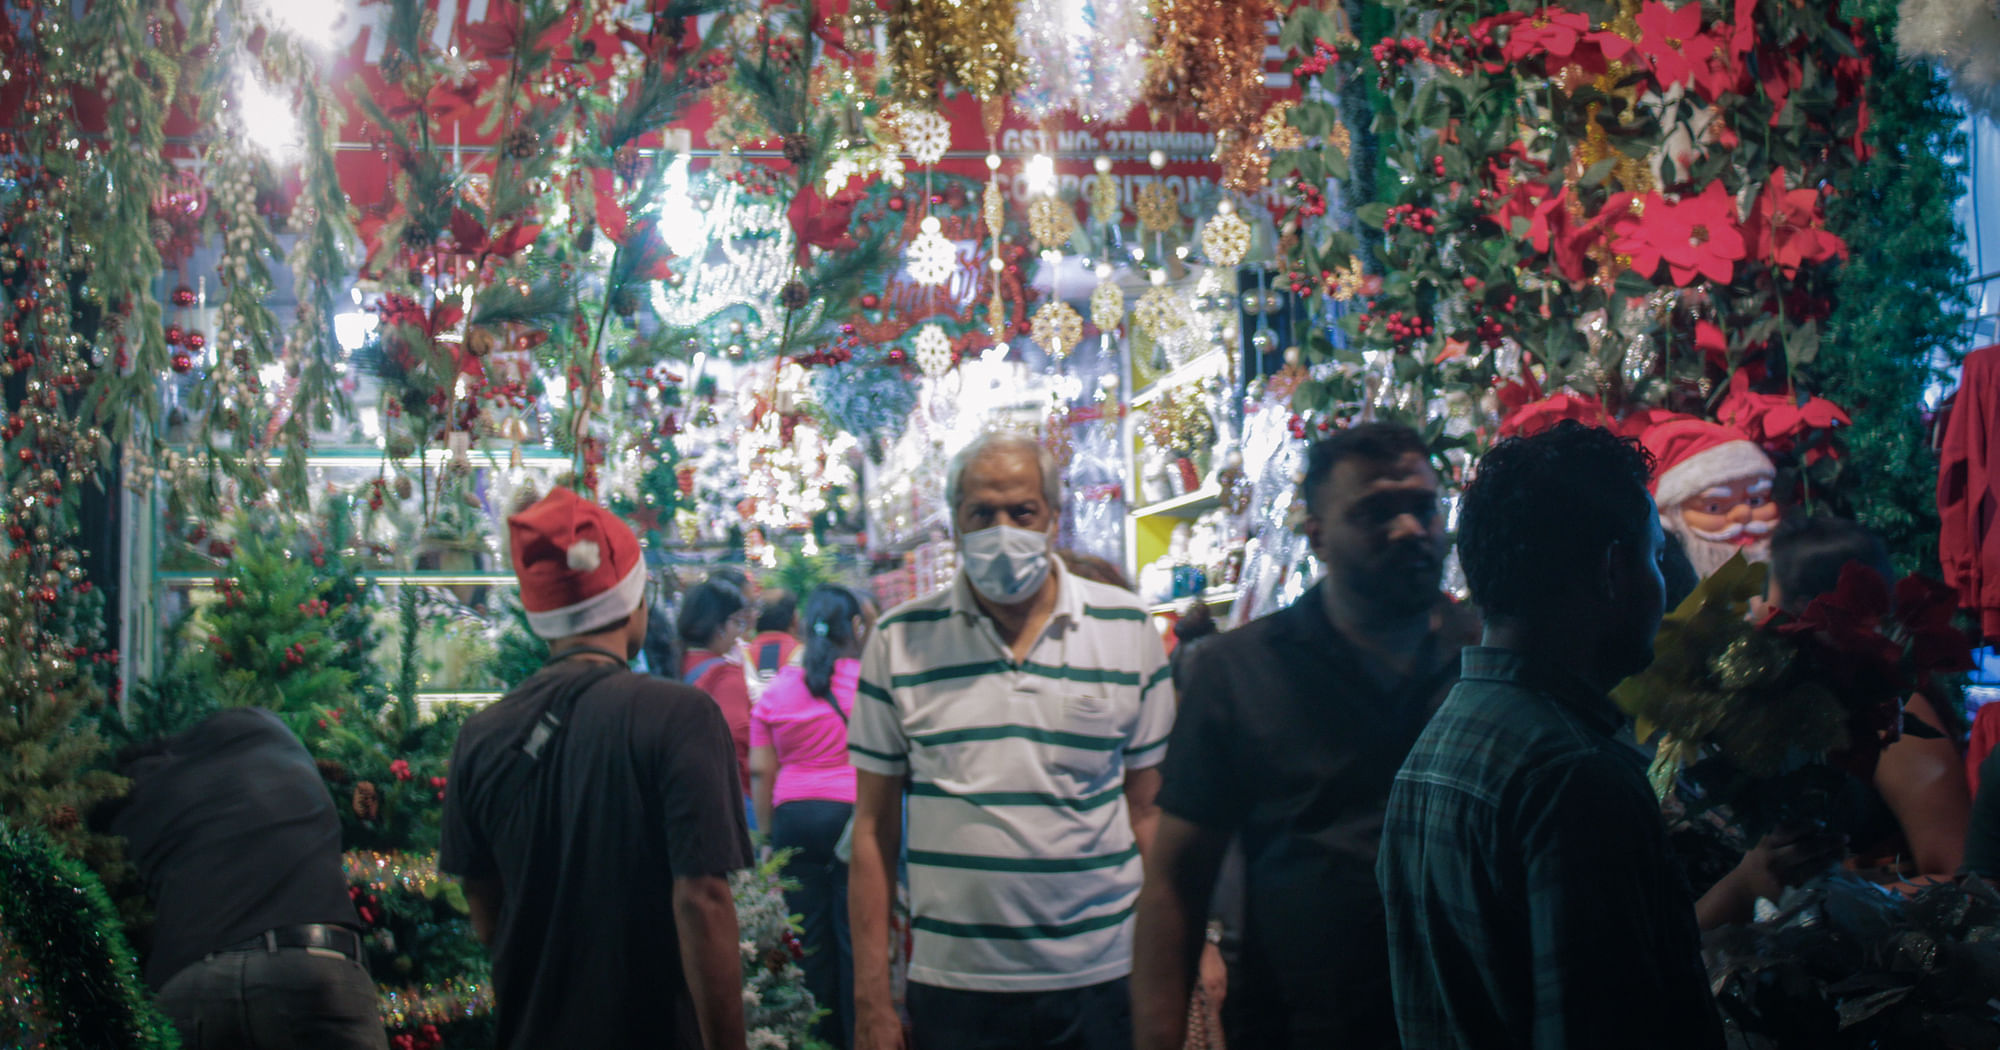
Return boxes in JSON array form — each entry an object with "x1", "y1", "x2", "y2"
[{"x1": 1643, "y1": 418, "x2": 1778, "y2": 579}]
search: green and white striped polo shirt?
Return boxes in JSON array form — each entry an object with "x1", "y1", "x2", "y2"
[{"x1": 848, "y1": 562, "x2": 1175, "y2": 992}]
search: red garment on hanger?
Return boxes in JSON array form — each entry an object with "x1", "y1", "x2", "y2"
[{"x1": 1936, "y1": 345, "x2": 2000, "y2": 641}]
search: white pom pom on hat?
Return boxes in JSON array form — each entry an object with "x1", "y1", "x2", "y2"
[{"x1": 567, "y1": 539, "x2": 601, "y2": 572}]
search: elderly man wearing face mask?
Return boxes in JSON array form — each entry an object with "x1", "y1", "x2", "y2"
[{"x1": 846, "y1": 432, "x2": 1176, "y2": 1050}]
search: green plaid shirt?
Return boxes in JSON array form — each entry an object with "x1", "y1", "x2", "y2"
[{"x1": 1375, "y1": 648, "x2": 1724, "y2": 1050}]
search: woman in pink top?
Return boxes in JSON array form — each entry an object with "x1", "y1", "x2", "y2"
[{"x1": 750, "y1": 585, "x2": 871, "y2": 1050}]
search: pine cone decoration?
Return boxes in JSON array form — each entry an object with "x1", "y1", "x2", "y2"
[
  {"x1": 504, "y1": 127, "x2": 539, "y2": 160},
  {"x1": 781, "y1": 133, "x2": 812, "y2": 165},
  {"x1": 780, "y1": 280, "x2": 810, "y2": 310},
  {"x1": 316, "y1": 758, "x2": 352, "y2": 784},
  {"x1": 44, "y1": 803, "x2": 78, "y2": 831},
  {"x1": 352, "y1": 781, "x2": 381, "y2": 821}
]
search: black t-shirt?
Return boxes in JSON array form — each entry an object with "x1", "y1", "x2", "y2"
[
  {"x1": 110, "y1": 707, "x2": 361, "y2": 989},
  {"x1": 1157, "y1": 582, "x2": 1478, "y2": 1050},
  {"x1": 440, "y1": 660, "x2": 753, "y2": 1050}
]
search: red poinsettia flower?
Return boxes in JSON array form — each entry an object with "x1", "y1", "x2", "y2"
[
  {"x1": 1613, "y1": 181, "x2": 1746, "y2": 286},
  {"x1": 1729, "y1": 0, "x2": 1758, "y2": 57},
  {"x1": 1892, "y1": 575, "x2": 1976, "y2": 678},
  {"x1": 1756, "y1": 46, "x2": 1804, "y2": 126},
  {"x1": 1716, "y1": 369, "x2": 1850, "y2": 451},
  {"x1": 376, "y1": 293, "x2": 464, "y2": 343},
  {"x1": 1494, "y1": 369, "x2": 1545, "y2": 417},
  {"x1": 447, "y1": 209, "x2": 540, "y2": 260},
  {"x1": 462, "y1": 0, "x2": 576, "y2": 59},
  {"x1": 1634, "y1": 0, "x2": 1725, "y2": 90},
  {"x1": 787, "y1": 181, "x2": 868, "y2": 267},
  {"x1": 1470, "y1": 7, "x2": 1632, "y2": 75},
  {"x1": 1749, "y1": 168, "x2": 1846, "y2": 276},
  {"x1": 1696, "y1": 319, "x2": 1730, "y2": 369}
]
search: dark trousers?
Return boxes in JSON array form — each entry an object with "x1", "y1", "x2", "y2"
[
  {"x1": 907, "y1": 978, "x2": 1132, "y2": 1050},
  {"x1": 771, "y1": 799, "x2": 854, "y2": 1050},
  {"x1": 158, "y1": 947, "x2": 388, "y2": 1050}
]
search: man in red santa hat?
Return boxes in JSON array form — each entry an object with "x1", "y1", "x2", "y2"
[
  {"x1": 441, "y1": 487, "x2": 751, "y2": 1050},
  {"x1": 1642, "y1": 417, "x2": 1780, "y2": 580}
]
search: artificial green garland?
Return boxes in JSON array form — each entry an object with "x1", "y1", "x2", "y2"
[
  {"x1": 1818, "y1": 0, "x2": 1972, "y2": 577},
  {"x1": 0, "y1": 822, "x2": 179, "y2": 1049}
]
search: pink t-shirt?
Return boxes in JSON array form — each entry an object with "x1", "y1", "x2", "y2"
[{"x1": 749, "y1": 660, "x2": 859, "y2": 807}]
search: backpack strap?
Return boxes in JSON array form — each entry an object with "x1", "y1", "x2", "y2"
[
  {"x1": 518, "y1": 664, "x2": 623, "y2": 762},
  {"x1": 684, "y1": 657, "x2": 730, "y2": 687}
]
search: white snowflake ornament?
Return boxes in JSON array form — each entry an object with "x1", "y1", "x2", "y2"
[
  {"x1": 899, "y1": 108, "x2": 952, "y2": 166},
  {"x1": 914, "y1": 324, "x2": 954, "y2": 378},
  {"x1": 906, "y1": 215, "x2": 956, "y2": 287}
]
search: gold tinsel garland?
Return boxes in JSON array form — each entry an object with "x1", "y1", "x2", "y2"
[
  {"x1": 890, "y1": 0, "x2": 1023, "y2": 104},
  {"x1": 1031, "y1": 301, "x2": 1084, "y2": 359},
  {"x1": 1137, "y1": 182, "x2": 1182, "y2": 233},
  {"x1": 1146, "y1": 0, "x2": 1274, "y2": 192}
]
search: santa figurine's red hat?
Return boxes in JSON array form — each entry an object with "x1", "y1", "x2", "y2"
[
  {"x1": 1641, "y1": 417, "x2": 1775, "y2": 511},
  {"x1": 508, "y1": 487, "x2": 646, "y2": 639}
]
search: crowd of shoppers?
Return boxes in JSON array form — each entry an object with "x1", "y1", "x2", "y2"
[{"x1": 97, "y1": 421, "x2": 2000, "y2": 1050}]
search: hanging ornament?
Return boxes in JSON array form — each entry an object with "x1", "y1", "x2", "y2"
[
  {"x1": 1031, "y1": 301, "x2": 1084, "y2": 360},
  {"x1": 983, "y1": 177, "x2": 1006, "y2": 234},
  {"x1": 907, "y1": 216, "x2": 957, "y2": 286},
  {"x1": 1091, "y1": 281, "x2": 1125, "y2": 332},
  {"x1": 170, "y1": 352, "x2": 193, "y2": 374},
  {"x1": 899, "y1": 108, "x2": 952, "y2": 166},
  {"x1": 1137, "y1": 183, "x2": 1181, "y2": 234},
  {"x1": 1089, "y1": 159, "x2": 1121, "y2": 226},
  {"x1": 1324, "y1": 255, "x2": 1366, "y2": 301},
  {"x1": 1202, "y1": 205, "x2": 1252, "y2": 267},
  {"x1": 1028, "y1": 196, "x2": 1077, "y2": 248},
  {"x1": 914, "y1": 324, "x2": 954, "y2": 377},
  {"x1": 1135, "y1": 287, "x2": 1192, "y2": 339},
  {"x1": 889, "y1": 0, "x2": 1023, "y2": 104},
  {"x1": 1013, "y1": 0, "x2": 1151, "y2": 123},
  {"x1": 1261, "y1": 101, "x2": 1305, "y2": 152}
]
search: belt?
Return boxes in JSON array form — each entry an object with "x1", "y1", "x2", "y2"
[{"x1": 212, "y1": 924, "x2": 365, "y2": 962}]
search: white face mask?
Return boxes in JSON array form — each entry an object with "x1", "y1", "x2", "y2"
[{"x1": 960, "y1": 525, "x2": 1052, "y2": 605}]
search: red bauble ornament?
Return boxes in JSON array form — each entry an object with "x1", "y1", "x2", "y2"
[
  {"x1": 170, "y1": 352, "x2": 193, "y2": 374},
  {"x1": 888, "y1": 197, "x2": 906, "y2": 212},
  {"x1": 185, "y1": 331, "x2": 206, "y2": 351},
  {"x1": 860, "y1": 294, "x2": 880, "y2": 309},
  {"x1": 886, "y1": 348, "x2": 907, "y2": 364},
  {"x1": 164, "y1": 323, "x2": 183, "y2": 346},
  {"x1": 171, "y1": 285, "x2": 196, "y2": 307}
]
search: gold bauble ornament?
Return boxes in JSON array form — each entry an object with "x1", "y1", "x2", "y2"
[
  {"x1": 1134, "y1": 286, "x2": 1191, "y2": 338},
  {"x1": 1201, "y1": 209, "x2": 1251, "y2": 267},
  {"x1": 1089, "y1": 174, "x2": 1121, "y2": 226},
  {"x1": 1028, "y1": 196, "x2": 1077, "y2": 248},
  {"x1": 1031, "y1": 301, "x2": 1084, "y2": 359},
  {"x1": 1090, "y1": 281, "x2": 1125, "y2": 331},
  {"x1": 1137, "y1": 182, "x2": 1181, "y2": 233}
]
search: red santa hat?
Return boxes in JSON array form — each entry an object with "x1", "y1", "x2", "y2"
[
  {"x1": 508, "y1": 487, "x2": 646, "y2": 639},
  {"x1": 1642, "y1": 417, "x2": 1775, "y2": 512}
]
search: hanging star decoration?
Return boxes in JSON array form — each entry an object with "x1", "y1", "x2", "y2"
[
  {"x1": 1202, "y1": 207, "x2": 1251, "y2": 267},
  {"x1": 1091, "y1": 281, "x2": 1125, "y2": 332},
  {"x1": 907, "y1": 215, "x2": 957, "y2": 286},
  {"x1": 1134, "y1": 286, "x2": 1192, "y2": 339},
  {"x1": 914, "y1": 324, "x2": 954, "y2": 377},
  {"x1": 1028, "y1": 196, "x2": 1078, "y2": 248},
  {"x1": 1032, "y1": 301, "x2": 1085, "y2": 360},
  {"x1": 898, "y1": 108, "x2": 953, "y2": 166},
  {"x1": 1137, "y1": 182, "x2": 1181, "y2": 233}
]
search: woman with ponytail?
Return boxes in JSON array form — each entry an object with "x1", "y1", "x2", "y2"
[{"x1": 749, "y1": 584, "x2": 871, "y2": 1049}]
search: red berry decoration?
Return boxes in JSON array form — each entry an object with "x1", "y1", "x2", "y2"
[
  {"x1": 860, "y1": 294, "x2": 879, "y2": 309},
  {"x1": 887, "y1": 197, "x2": 906, "y2": 212},
  {"x1": 170, "y1": 351, "x2": 193, "y2": 374},
  {"x1": 164, "y1": 323, "x2": 183, "y2": 346},
  {"x1": 171, "y1": 284, "x2": 196, "y2": 307},
  {"x1": 185, "y1": 330, "x2": 206, "y2": 351}
]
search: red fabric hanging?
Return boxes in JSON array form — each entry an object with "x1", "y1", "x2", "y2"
[{"x1": 1936, "y1": 344, "x2": 2000, "y2": 642}]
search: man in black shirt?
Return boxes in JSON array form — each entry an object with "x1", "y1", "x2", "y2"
[
  {"x1": 107, "y1": 706, "x2": 386, "y2": 1050},
  {"x1": 442, "y1": 487, "x2": 751, "y2": 1050},
  {"x1": 1376, "y1": 421, "x2": 1724, "y2": 1050},
  {"x1": 1133, "y1": 422, "x2": 1479, "y2": 1050}
]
